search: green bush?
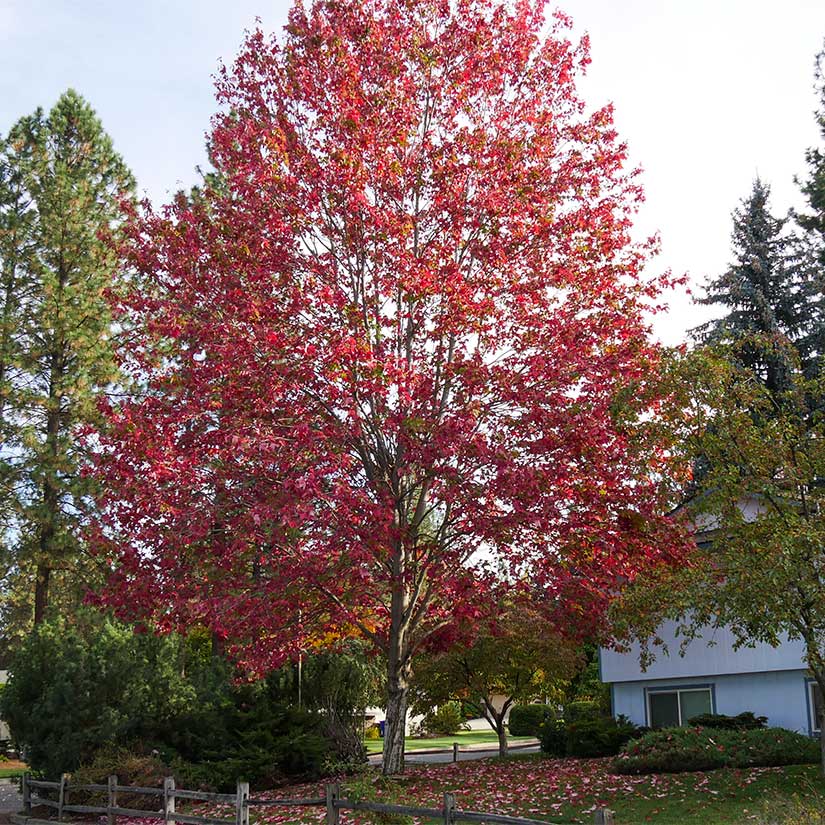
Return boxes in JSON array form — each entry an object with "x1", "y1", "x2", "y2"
[
  {"x1": 508, "y1": 704, "x2": 553, "y2": 736},
  {"x1": 364, "y1": 724, "x2": 381, "y2": 740},
  {"x1": 1, "y1": 613, "x2": 361, "y2": 783},
  {"x1": 566, "y1": 716, "x2": 643, "y2": 758},
  {"x1": 422, "y1": 701, "x2": 466, "y2": 736},
  {"x1": 538, "y1": 718, "x2": 567, "y2": 757},
  {"x1": 686, "y1": 711, "x2": 767, "y2": 730},
  {"x1": 613, "y1": 726, "x2": 819, "y2": 775},
  {"x1": 564, "y1": 700, "x2": 603, "y2": 723}
]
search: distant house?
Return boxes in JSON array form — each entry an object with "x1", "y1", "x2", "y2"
[
  {"x1": 600, "y1": 495, "x2": 820, "y2": 736},
  {"x1": 600, "y1": 622, "x2": 819, "y2": 735}
]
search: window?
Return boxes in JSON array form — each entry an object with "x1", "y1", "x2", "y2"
[
  {"x1": 647, "y1": 687, "x2": 713, "y2": 727},
  {"x1": 810, "y1": 682, "x2": 823, "y2": 733}
]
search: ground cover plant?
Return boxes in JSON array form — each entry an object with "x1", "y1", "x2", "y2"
[
  {"x1": 150, "y1": 756, "x2": 825, "y2": 825},
  {"x1": 614, "y1": 726, "x2": 819, "y2": 775}
]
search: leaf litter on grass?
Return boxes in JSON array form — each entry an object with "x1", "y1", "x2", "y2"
[{"x1": 113, "y1": 757, "x2": 822, "y2": 825}]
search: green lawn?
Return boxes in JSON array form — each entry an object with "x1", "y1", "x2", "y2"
[
  {"x1": 0, "y1": 766, "x2": 24, "y2": 779},
  {"x1": 363, "y1": 729, "x2": 536, "y2": 754},
  {"x1": 254, "y1": 754, "x2": 825, "y2": 825}
]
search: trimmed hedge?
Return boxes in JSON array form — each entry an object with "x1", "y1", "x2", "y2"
[
  {"x1": 613, "y1": 726, "x2": 819, "y2": 775},
  {"x1": 508, "y1": 704, "x2": 553, "y2": 737},
  {"x1": 539, "y1": 715, "x2": 645, "y2": 758},
  {"x1": 686, "y1": 711, "x2": 767, "y2": 730},
  {"x1": 567, "y1": 717, "x2": 644, "y2": 758}
]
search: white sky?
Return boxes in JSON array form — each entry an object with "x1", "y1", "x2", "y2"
[{"x1": 2, "y1": 0, "x2": 825, "y2": 345}]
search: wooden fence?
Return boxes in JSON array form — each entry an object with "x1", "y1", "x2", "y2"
[{"x1": 20, "y1": 773, "x2": 616, "y2": 825}]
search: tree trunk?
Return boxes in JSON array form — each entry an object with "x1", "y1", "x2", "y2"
[
  {"x1": 382, "y1": 562, "x2": 412, "y2": 775},
  {"x1": 34, "y1": 364, "x2": 61, "y2": 626},
  {"x1": 496, "y1": 720, "x2": 508, "y2": 758},
  {"x1": 33, "y1": 564, "x2": 51, "y2": 626},
  {"x1": 382, "y1": 664, "x2": 409, "y2": 775},
  {"x1": 815, "y1": 667, "x2": 825, "y2": 776},
  {"x1": 481, "y1": 697, "x2": 511, "y2": 759}
]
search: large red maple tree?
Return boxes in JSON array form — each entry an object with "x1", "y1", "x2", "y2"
[{"x1": 94, "y1": 0, "x2": 688, "y2": 773}]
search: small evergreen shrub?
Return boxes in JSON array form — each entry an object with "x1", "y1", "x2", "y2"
[
  {"x1": 364, "y1": 724, "x2": 381, "y2": 740},
  {"x1": 613, "y1": 726, "x2": 819, "y2": 775},
  {"x1": 686, "y1": 711, "x2": 767, "y2": 730},
  {"x1": 566, "y1": 716, "x2": 643, "y2": 758},
  {"x1": 538, "y1": 718, "x2": 567, "y2": 757},
  {"x1": 563, "y1": 700, "x2": 603, "y2": 723},
  {"x1": 508, "y1": 704, "x2": 553, "y2": 736},
  {"x1": 422, "y1": 701, "x2": 466, "y2": 736}
]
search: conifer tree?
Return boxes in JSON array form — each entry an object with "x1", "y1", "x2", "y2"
[
  {"x1": 694, "y1": 178, "x2": 811, "y2": 392},
  {"x1": 796, "y1": 44, "x2": 825, "y2": 376},
  {"x1": 0, "y1": 90, "x2": 133, "y2": 643}
]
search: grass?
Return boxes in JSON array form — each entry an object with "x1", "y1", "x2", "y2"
[
  {"x1": 363, "y1": 729, "x2": 536, "y2": 754},
  {"x1": 0, "y1": 765, "x2": 25, "y2": 779},
  {"x1": 245, "y1": 754, "x2": 825, "y2": 825}
]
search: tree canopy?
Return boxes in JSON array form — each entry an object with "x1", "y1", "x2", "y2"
[{"x1": 92, "y1": 0, "x2": 688, "y2": 774}]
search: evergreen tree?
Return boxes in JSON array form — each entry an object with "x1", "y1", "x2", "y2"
[
  {"x1": 0, "y1": 90, "x2": 134, "y2": 646},
  {"x1": 796, "y1": 44, "x2": 825, "y2": 376},
  {"x1": 694, "y1": 178, "x2": 811, "y2": 391}
]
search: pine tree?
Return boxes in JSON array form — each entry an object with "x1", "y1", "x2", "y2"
[
  {"x1": 796, "y1": 44, "x2": 825, "y2": 376},
  {"x1": 0, "y1": 90, "x2": 134, "y2": 643},
  {"x1": 694, "y1": 178, "x2": 811, "y2": 392}
]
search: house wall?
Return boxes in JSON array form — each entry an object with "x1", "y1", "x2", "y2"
[
  {"x1": 601, "y1": 621, "x2": 806, "y2": 683},
  {"x1": 612, "y1": 669, "x2": 812, "y2": 734}
]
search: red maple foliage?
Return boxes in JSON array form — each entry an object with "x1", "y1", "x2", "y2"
[{"x1": 92, "y1": 0, "x2": 689, "y2": 773}]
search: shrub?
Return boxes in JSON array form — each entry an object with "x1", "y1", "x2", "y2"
[
  {"x1": 566, "y1": 716, "x2": 643, "y2": 758},
  {"x1": 508, "y1": 704, "x2": 553, "y2": 737},
  {"x1": 71, "y1": 747, "x2": 172, "y2": 810},
  {"x1": 538, "y1": 718, "x2": 567, "y2": 757},
  {"x1": 613, "y1": 726, "x2": 819, "y2": 775},
  {"x1": 422, "y1": 702, "x2": 466, "y2": 736},
  {"x1": 686, "y1": 711, "x2": 767, "y2": 730},
  {"x1": 2, "y1": 614, "x2": 364, "y2": 782},
  {"x1": 364, "y1": 724, "x2": 381, "y2": 740},
  {"x1": 563, "y1": 700, "x2": 603, "y2": 723}
]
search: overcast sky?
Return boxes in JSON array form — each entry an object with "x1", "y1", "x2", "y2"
[{"x1": 2, "y1": 0, "x2": 825, "y2": 345}]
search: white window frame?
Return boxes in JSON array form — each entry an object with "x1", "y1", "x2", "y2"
[{"x1": 646, "y1": 686, "x2": 713, "y2": 727}]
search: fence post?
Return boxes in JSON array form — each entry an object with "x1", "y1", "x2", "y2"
[
  {"x1": 108, "y1": 774, "x2": 118, "y2": 825},
  {"x1": 325, "y1": 783, "x2": 340, "y2": 825},
  {"x1": 57, "y1": 773, "x2": 68, "y2": 821},
  {"x1": 163, "y1": 776, "x2": 176, "y2": 825},
  {"x1": 594, "y1": 809, "x2": 615, "y2": 825},
  {"x1": 443, "y1": 792, "x2": 456, "y2": 825},
  {"x1": 22, "y1": 772, "x2": 31, "y2": 815},
  {"x1": 452, "y1": 743, "x2": 459, "y2": 763},
  {"x1": 235, "y1": 781, "x2": 249, "y2": 825}
]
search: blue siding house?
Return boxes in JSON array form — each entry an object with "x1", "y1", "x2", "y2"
[{"x1": 601, "y1": 623, "x2": 821, "y2": 735}]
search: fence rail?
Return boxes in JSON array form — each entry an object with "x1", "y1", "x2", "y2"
[{"x1": 20, "y1": 773, "x2": 615, "y2": 825}]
